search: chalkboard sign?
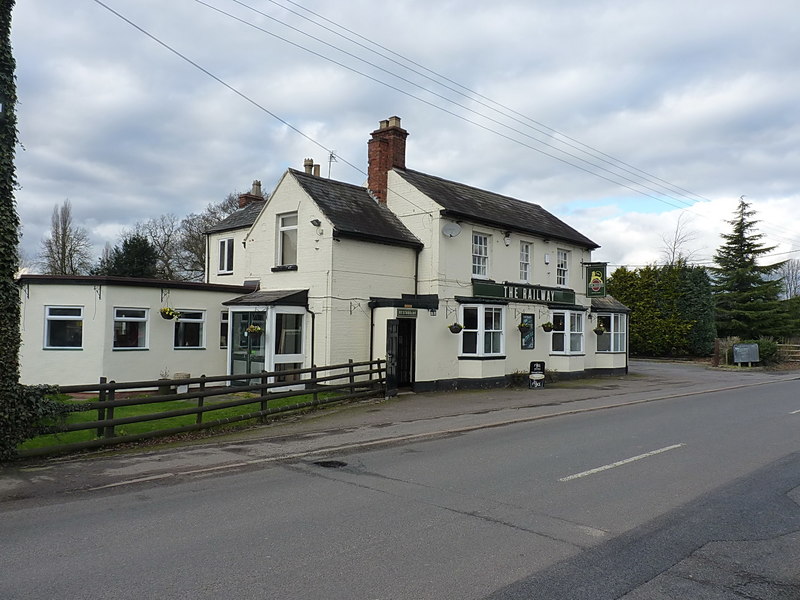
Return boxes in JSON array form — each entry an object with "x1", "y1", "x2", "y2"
[{"x1": 733, "y1": 343, "x2": 760, "y2": 365}]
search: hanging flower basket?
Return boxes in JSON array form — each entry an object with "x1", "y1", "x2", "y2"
[
  {"x1": 448, "y1": 323, "x2": 463, "y2": 334},
  {"x1": 160, "y1": 307, "x2": 180, "y2": 320},
  {"x1": 593, "y1": 326, "x2": 607, "y2": 335},
  {"x1": 245, "y1": 324, "x2": 263, "y2": 334},
  {"x1": 541, "y1": 322, "x2": 554, "y2": 332},
  {"x1": 517, "y1": 323, "x2": 531, "y2": 332}
]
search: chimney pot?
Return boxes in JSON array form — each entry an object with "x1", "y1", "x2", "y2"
[
  {"x1": 303, "y1": 158, "x2": 314, "y2": 174},
  {"x1": 313, "y1": 164, "x2": 321, "y2": 177},
  {"x1": 251, "y1": 180, "x2": 262, "y2": 196}
]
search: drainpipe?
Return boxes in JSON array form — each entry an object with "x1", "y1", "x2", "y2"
[
  {"x1": 414, "y1": 246, "x2": 421, "y2": 295},
  {"x1": 369, "y1": 303, "x2": 375, "y2": 365}
]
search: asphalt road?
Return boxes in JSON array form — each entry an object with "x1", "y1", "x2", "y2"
[{"x1": 1, "y1": 375, "x2": 798, "y2": 598}]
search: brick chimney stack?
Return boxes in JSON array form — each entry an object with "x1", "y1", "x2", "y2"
[
  {"x1": 367, "y1": 116, "x2": 408, "y2": 203},
  {"x1": 238, "y1": 180, "x2": 263, "y2": 208}
]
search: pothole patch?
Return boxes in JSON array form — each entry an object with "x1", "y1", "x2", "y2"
[{"x1": 313, "y1": 460, "x2": 348, "y2": 469}]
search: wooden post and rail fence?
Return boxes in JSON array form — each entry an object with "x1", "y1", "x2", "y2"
[{"x1": 20, "y1": 359, "x2": 387, "y2": 458}]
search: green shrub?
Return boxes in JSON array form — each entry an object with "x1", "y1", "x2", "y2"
[
  {"x1": 725, "y1": 338, "x2": 780, "y2": 366},
  {"x1": 0, "y1": 384, "x2": 62, "y2": 460}
]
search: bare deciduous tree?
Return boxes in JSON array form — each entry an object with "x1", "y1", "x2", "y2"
[
  {"x1": 38, "y1": 199, "x2": 93, "y2": 275},
  {"x1": 660, "y1": 213, "x2": 700, "y2": 265},
  {"x1": 180, "y1": 192, "x2": 256, "y2": 281},
  {"x1": 778, "y1": 258, "x2": 800, "y2": 299},
  {"x1": 136, "y1": 213, "x2": 183, "y2": 280}
]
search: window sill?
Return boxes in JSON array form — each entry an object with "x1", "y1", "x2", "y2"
[
  {"x1": 217, "y1": 271, "x2": 234, "y2": 276},
  {"x1": 457, "y1": 355, "x2": 506, "y2": 361},
  {"x1": 112, "y1": 347, "x2": 149, "y2": 351},
  {"x1": 43, "y1": 347, "x2": 83, "y2": 351},
  {"x1": 271, "y1": 265, "x2": 298, "y2": 272},
  {"x1": 174, "y1": 347, "x2": 206, "y2": 351}
]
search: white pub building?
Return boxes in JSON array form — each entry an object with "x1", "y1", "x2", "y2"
[{"x1": 19, "y1": 117, "x2": 629, "y2": 389}]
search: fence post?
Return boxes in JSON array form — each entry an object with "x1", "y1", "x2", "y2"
[
  {"x1": 196, "y1": 375, "x2": 206, "y2": 425},
  {"x1": 311, "y1": 364, "x2": 318, "y2": 404},
  {"x1": 260, "y1": 371, "x2": 269, "y2": 421},
  {"x1": 97, "y1": 376, "x2": 107, "y2": 438},
  {"x1": 377, "y1": 359, "x2": 386, "y2": 396},
  {"x1": 103, "y1": 383, "x2": 116, "y2": 438},
  {"x1": 348, "y1": 359, "x2": 355, "y2": 395}
]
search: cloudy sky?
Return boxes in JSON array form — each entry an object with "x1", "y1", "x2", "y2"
[{"x1": 11, "y1": 0, "x2": 800, "y2": 272}]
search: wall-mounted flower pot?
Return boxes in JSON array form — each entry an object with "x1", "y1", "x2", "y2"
[
  {"x1": 541, "y1": 323, "x2": 553, "y2": 332},
  {"x1": 448, "y1": 323, "x2": 463, "y2": 334},
  {"x1": 593, "y1": 327, "x2": 606, "y2": 335}
]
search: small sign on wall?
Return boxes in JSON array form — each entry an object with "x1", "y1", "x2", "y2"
[{"x1": 397, "y1": 308, "x2": 418, "y2": 319}]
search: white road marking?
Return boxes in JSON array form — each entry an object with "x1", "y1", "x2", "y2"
[
  {"x1": 559, "y1": 443, "x2": 686, "y2": 482},
  {"x1": 790, "y1": 409, "x2": 800, "y2": 415}
]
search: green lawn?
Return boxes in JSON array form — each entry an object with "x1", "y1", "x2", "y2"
[{"x1": 18, "y1": 390, "x2": 337, "y2": 452}]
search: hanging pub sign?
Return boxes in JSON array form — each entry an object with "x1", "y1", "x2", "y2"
[{"x1": 585, "y1": 263, "x2": 607, "y2": 298}]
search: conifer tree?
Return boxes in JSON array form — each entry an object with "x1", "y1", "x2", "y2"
[{"x1": 710, "y1": 198, "x2": 787, "y2": 339}]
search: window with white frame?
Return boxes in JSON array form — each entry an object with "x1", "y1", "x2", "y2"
[
  {"x1": 520, "y1": 241, "x2": 531, "y2": 283},
  {"x1": 556, "y1": 249, "x2": 569, "y2": 286},
  {"x1": 174, "y1": 310, "x2": 205, "y2": 348},
  {"x1": 277, "y1": 213, "x2": 298, "y2": 266},
  {"x1": 273, "y1": 309, "x2": 305, "y2": 377},
  {"x1": 551, "y1": 310, "x2": 584, "y2": 354},
  {"x1": 113, "y1": 308, "x2": 148, "y2": 349},
  {"x1": 595, "y1": 313, "x2": 627, "y2": 352},
  {"x1": 218, "y1": 238, "x2": 234, "y2": 274},
  {"x1": 472, "y1": 232, "x2": 490, "y2": 278},
  {"x1": 220, "y1": 311, "x2": 229, "y2": 349},
  {"x1": 44, "y1": 306, "x2": 83, "y2": 349},
  {"x1": 460, "y1": 305, "x2": 504, "y2": 357}
]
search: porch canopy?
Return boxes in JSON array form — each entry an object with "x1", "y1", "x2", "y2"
[{"x1": 223, "y1": 289, "x2": 308, "y2": 306}]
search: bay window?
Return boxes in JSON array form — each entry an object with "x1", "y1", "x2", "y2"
[
  {"x1": 596, "y1": 313, "x2": 627, "y2": 352},
  {"x1": 551, "y1": 310, "x2": 584, "y2": 354},
  {"x1": 460, "y1": 305, "x2": 504, "y2": 357}
]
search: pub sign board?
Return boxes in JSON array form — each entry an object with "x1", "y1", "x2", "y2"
[
  {"x1": 585, "y1": 263, "x2": 607, "y2": 298},
  {"x1": 473, "y1": 281, "x2": 576, "y2": 305}
]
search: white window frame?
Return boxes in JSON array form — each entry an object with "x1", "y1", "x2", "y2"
[
  {"x1": 519, "y1": 241, "x2": 532, "y2": 283},
  {"x1": 218, "y1": 238, "x2": 234, "y2": 274},
  {"x1": 277, "y1": 212, "x2": 298, "y2": 267},
  {"x1": 113, "y1": 307, "x2": 149, "y2": 350},
  {"x1": 472, "y1": 232, "x2": 490, "y2": 278},
  {"x1": 459, "y1": 304, "x2": 505, "y2": 358},
  {"x1": 550, "y1": 310, "x2": 584, "y2": 355},
  {"x1": 220, "y1": 310, "x2": 229, "y2": 349},
  {"x1": 174, "y1": 310, "x2": 206, "y2": 349},
  {"x1": 595, "y1": 313, "x2": 627, "y2": 353},
  {"x1": 44, "y1": 305, "x2": 84, "y2": 349},
  {"x1": 556, "y1": 248, "x2": 569, "y2": 286},
  {"x1": 271, "y1": 307, "x2": 305, "y2": 369}
]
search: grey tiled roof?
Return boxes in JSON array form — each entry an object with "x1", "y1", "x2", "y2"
[
  {"x1": 290, "y1": 169, "x2": 422, "y2": 249},
  {"x1": 205, "y1": 200, "x2": 266, "y2": 234},
  {"x1": 591, "y1": 295, "x2": 630, "y2": 312},
  {"x1": 394, "y1": 169, "x2": 600, "y2": 249}
]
